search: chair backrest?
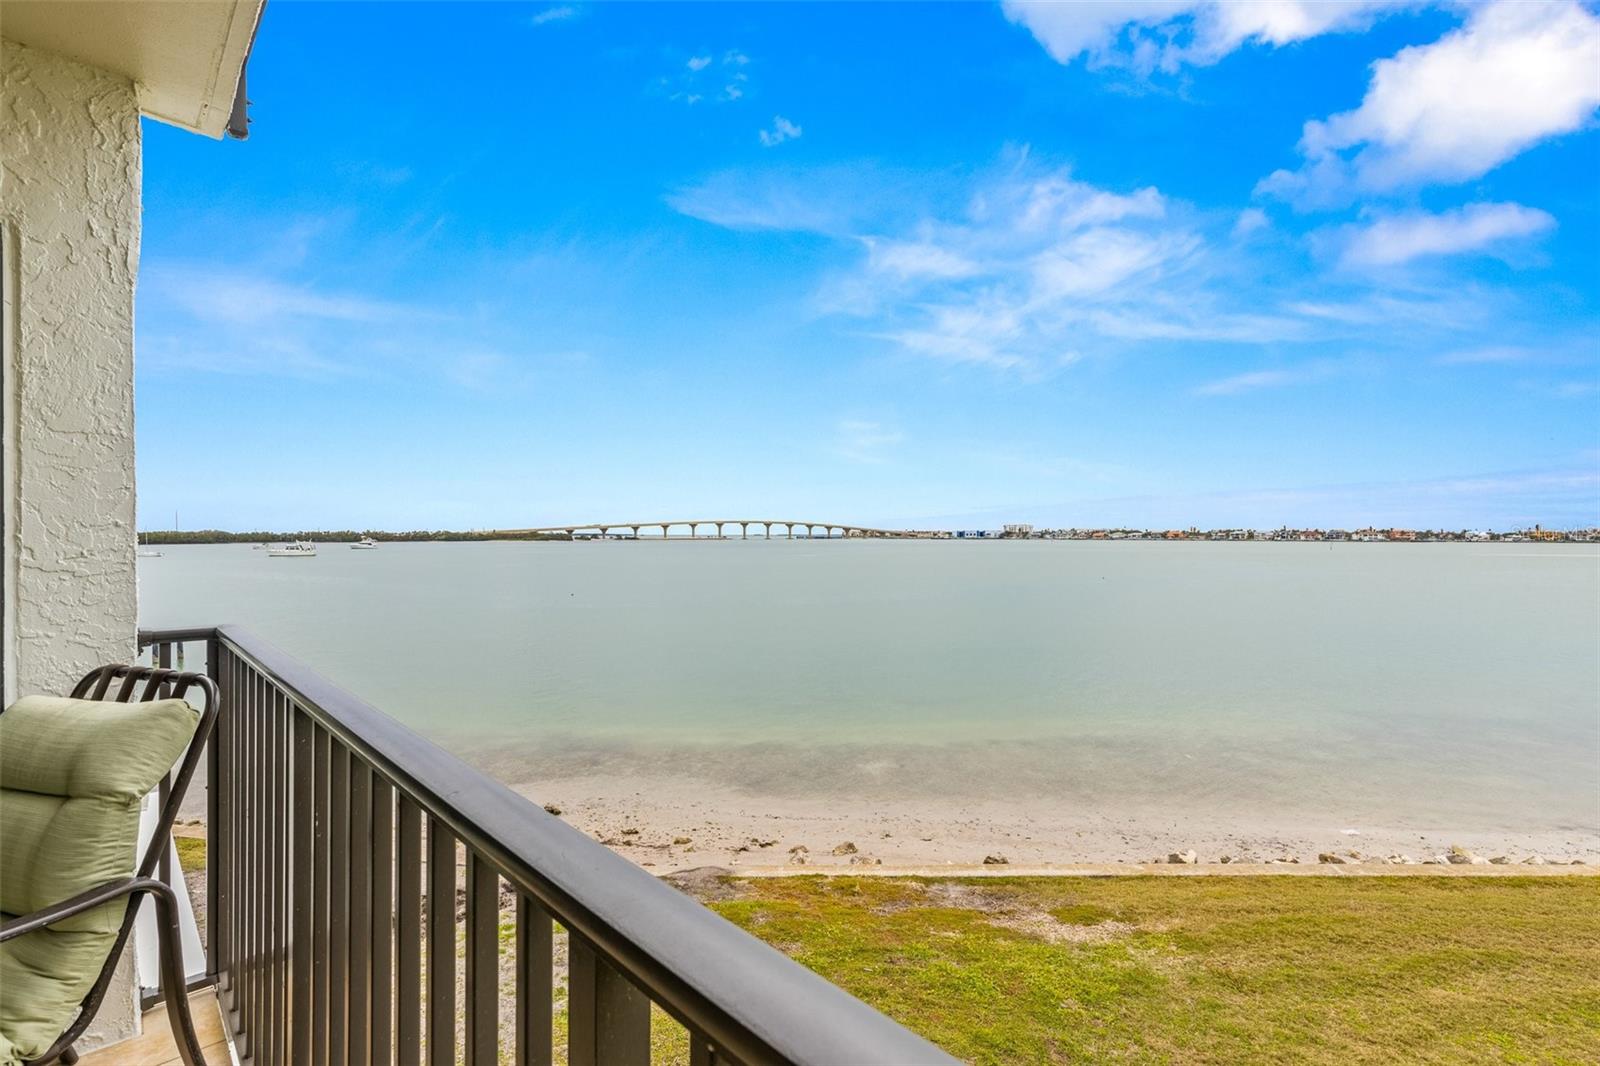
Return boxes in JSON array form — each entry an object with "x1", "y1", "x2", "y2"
[
  {"x1": 65, "y1": 665, "x2": 220, "y2": 886},
  {"x1": 0, "y1": 664, "x2": 218, "y2": 1063}
]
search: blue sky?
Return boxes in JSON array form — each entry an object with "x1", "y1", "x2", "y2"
[{"x1": 136, "y1": 0, "x2": 1600, "y2": 531}]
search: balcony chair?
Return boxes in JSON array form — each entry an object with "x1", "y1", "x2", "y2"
[{"x1": 0, "y1": 664, "x2": 220, "y2": 1066}]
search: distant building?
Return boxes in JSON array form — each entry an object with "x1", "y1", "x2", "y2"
[{"x1": 1001, "y1": 523, "x2": 1034, "y2": 538}]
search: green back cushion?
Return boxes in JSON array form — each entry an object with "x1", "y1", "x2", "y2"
[{"x1": 0, "y1": 694, "x2": 200, "y2": 1062}]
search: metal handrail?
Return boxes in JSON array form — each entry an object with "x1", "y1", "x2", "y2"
[{"x1": 139, "y1": 625, "x2": 956, "y2": 1065}]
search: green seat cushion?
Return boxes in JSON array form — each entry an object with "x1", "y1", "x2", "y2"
[
  {"x1": 0, "y1": 916, "x2": 116, "y2": 1065},
  {"x1": 0, "y1": 694, "x2": 200, "y2": 1062}
]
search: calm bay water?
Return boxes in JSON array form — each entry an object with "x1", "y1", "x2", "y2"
[{"x1": 139, "y1": 541, "x2": 1600, "y2": 834}]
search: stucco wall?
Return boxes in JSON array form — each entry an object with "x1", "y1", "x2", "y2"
[
  {"x1": 1, "y1": 38, "x2": 140, "y2": 695},
  {"x1": 1, "y1": 37, "x2": 143, "y2": 1049}
]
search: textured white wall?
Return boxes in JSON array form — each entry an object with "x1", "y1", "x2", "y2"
[
  {"x1": 0, "y1": 37, "x2": 143, "y2": 1049},
  {"x1": 1, "y1": 39, "x2": 140, "y2": 694}
]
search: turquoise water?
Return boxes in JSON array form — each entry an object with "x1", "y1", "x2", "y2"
[{"x1": 139, "y1": 540, "x2": 1600, "y2": 832}]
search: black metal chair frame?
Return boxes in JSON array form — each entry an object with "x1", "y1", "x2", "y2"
[{"x1": 0, "y1": 664, "x2": 221, "y2": 1066}]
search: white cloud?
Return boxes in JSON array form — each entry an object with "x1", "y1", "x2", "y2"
[
  {"x1": 1337, "y1": 202, "x2": 1556, "y2": 267},
  {"x1": 530, "y1": 5, "x2": 576, "y2": 26},
  {"x1": 862, "y1": 238, "x2": 980, "y2": 280},
  {"x1": 1194, "y1": 361, "x2": 1337, "y2": 395},
  {"x1": 1194, "y1": 368, "x2": 1301, "y2": 395},
  {"x1": 1260, "y1": 0, "x2": 1600, "y2": 205},
  {"x1": 837, "y1": 161, "x2": 1303, "y2": 367},
  {"x1": 1435, "y1": 345, "x2": 1536, "y2": 366},
  {"x1": 1232, "y1": 207, "x2": 1270, "y2": 237},
  {"x1": 147, "y1": 270, "x2": 430, "y2": 327},
  {"x1": 668, "y1": 164, "x2": 925, "y2": 235},
  {"x1": 668, "y1": 49, "x2": 751, "y2": 104},
  {"x1": 1003, "y1": 0, "x2": 1413, "y2": 72},
  {"x1": 673, "y1": 151, "x2": 1534, "y2": 375},
  {"x1": 833, "y1": 419, "x2": 904, "y2": 463},
  {"x1": 758, "y1": 116, "x2": 803, "y2": 147}
]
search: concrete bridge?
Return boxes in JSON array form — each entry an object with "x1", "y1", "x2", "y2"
[{"x1": 492, "y1": 521, "x2": 944, "y2": 540}]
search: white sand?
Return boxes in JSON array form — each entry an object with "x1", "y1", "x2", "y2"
[{"x1": 512, "y1": 770, "x2": 1600, "y2": 873}]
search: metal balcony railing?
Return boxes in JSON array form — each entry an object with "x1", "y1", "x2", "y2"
[{"x1": 139, "y1": 626, "x2": 955, "y2": 1066}]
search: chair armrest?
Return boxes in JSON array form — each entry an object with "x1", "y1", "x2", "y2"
[{"x1": 0, "y1": 876, "x2": 174, "y2": 941}]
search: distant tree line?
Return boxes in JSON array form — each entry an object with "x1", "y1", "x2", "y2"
[{"x1": 138, "y1": 529, "x2": 570, "y2": 544}]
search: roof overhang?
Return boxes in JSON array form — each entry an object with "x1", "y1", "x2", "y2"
[{"x1": 1, "y1": 0, "x2": 264, "y2": 139}]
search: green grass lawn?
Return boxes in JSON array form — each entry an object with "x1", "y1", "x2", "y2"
[
  {"x1": 699, "y1": 875, "x2": 1600, "y2": 1065},
  {"x1": 167, "y1": 829, "x2": 1599, "y2": 1063},
  {"x1": 174, "y1": 833, "x2": 206, "y2": 872}
]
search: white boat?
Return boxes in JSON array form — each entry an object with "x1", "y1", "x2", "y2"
[
  {"x1": 137, "y1": 549, "x2": 163, "y2": 558},
  {"x1": 267, "y1": 540, "x2": 317, "y2": 557},
  {"x1": 350, "y1": 536, "x2": 378, "y2": 549}
]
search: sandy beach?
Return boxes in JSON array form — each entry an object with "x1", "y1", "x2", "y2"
[{"x1": 511, "y1": 769, "x2": 1600, "y2": 872}]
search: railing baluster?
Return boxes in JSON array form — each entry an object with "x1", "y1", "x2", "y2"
[
  {"x1": 226, "y1": 651, "x2": 244, "y2": 1021},
  {"x1": 395, "y1": 798, "x2": 423, "y2": 1066},
  {"x1": 689, "y1": 1035, "x2": 713, "y2": 1066},
  {"x1": 313, "y1": 724, "x2": 331, "y2": 1066},
  {"x1": 568, "y1": 937, "x2": 650, "y2": 1066},
  {"x1": 426, "y1": 820, "x2": 455, "y2": 1066},
  {"x1": 292, "y1": 706, "x2": 314, "y2": 1065},
  {"x1": 269, "y1": 687, "x2": 284, "y2": 1066},
  {"x1": 329, "y1": 742, "x2": 351, "y2": 1066},
  {"x1": 464, "y1": 853, "x2": 498, "y2": 1066},
  {"x1": 515, "y1": 894, "x2": 552, "y2": 1066},
  {"x1": 226, "y1": 654, "x2": 244, "y2": 1035},
  {"x1": 249, "y1": 668, "x2": 264, "y2": 1061},
  {"x1": 372, "y1": 775, "x2": 395, "y2": 1065},
  {"x1": 349, "y1": 761, "x2": 373, "y2": 1065},
  {"x1": 208, "y1": 637, "x2": 227, "y2": 987}
]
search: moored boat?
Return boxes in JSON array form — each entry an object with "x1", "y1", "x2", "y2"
[{"x1": 267, "y1": 540, "x2": 317, "y2": 557}]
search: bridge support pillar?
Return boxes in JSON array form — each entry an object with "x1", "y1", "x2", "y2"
[{"x1": 740, "y1": 523, "x2": 748, "y2": 539}]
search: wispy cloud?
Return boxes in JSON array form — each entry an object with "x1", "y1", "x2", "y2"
[
  {"x1": 1435, "y1": 345, "x2": 1537, "y2": 366},
  {"x1": 1194, "y1": 362, "x2": 1337, "y2": 396},
  {"x1": 1335, "y1": 202, "x2": 1556, "y2": 268},
  {"x1": 1259, "y1": 1, "x2": 1600, "y2": 207},
  {"x1": 530, "y1": 5, "x2": 577, "y2": 27},
  {"x1": 1232, "y1": 207, "x2": 1270, "y2": 238},
  {"x1": 145, "y1": 269, "x2": 434, "y2": 327},
  {"x1": 832, "y1": 419, "x2": 904, "y2": 464},
  {"x1": 664, "y1": 48, "x2": 751, "y2": 105},
  {"x1": 758, "y1": 116, "x2": 803, "y2": 148},
  {"x1": 668, "y1": 164, "x2": 923, "y2": 235},
  {"x1": 678, "y1": 148, "x2": 1562, "y2": 374},
  {"x1": 1003, "y1": 0, "x2": 1413, "y2": 74}
]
